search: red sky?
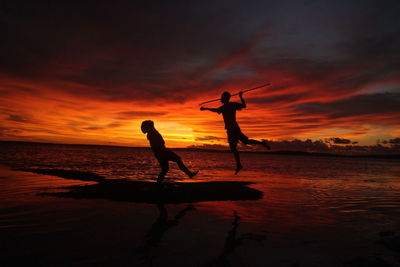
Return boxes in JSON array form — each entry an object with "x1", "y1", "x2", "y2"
[{"x1": 1, "y1": 1, "x2": 399, "y2": 148}]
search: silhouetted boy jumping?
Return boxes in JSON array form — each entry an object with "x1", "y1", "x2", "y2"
[
  {"x1": 200, "y1": 91, "x2": 270, "y2": 174},
  {"x1": 141, "y1": 120, "x2": 198, "y2": 184}
]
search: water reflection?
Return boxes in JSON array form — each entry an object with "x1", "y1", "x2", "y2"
[
  {"x1": 203, "y1": 211, "x2": 265, "y2": 267},
  {"x1": 137, "y1": 203, "x2": 196, "y2": 266}
]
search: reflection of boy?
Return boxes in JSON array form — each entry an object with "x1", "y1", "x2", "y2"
[
  {"x1": 201, "y1": 91, "x2": 270, "y2": 174},
  {"x1": 141, "y1": 120, "x2": 198, "y2": 183}
]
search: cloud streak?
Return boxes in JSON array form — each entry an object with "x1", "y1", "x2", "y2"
[{"x1": 294, "y1": 92, "x2": 400, "y2": 119}]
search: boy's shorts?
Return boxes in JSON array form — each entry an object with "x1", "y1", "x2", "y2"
[{"x1": 227, "y1": 127, "x2": 249, "y2": 145}]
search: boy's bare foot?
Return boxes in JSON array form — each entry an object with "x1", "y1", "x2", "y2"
[
  {"x1": 189, "y1": 170, "x2": 199, "y2": 178},
  {"x1": 235, "y1": 164, "x2": 243, "y2": 175},
  {"x1": 262, "y1": 140, "x2": 271, "y2": 150}
]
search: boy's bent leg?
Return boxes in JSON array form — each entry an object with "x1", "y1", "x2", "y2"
[
  {"x1": 262, "y1": 139, "x2": 271, "y2": 150},
  {"x1": 229, "y1": 139, "x2": 242, "y2": 175},
  {"x1": 157, "y1": 160, "x2": 169, "y2": 184},
  {"x1": 245, "y1": 139, "x2": 270, "y2": 150},
  {"x1": 170, "y1": 151, "x2": 198, "y2": 178},
  {"x1": 239, "y1": 132, "x2": 270, "y2": 150}
]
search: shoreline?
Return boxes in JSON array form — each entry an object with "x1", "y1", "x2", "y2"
[{"x1": 1, "y1": 140, "x2": 399, "y2": 160}]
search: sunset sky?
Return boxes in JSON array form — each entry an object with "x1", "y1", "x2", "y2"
[{"x1": 1, "y1": 1, "x2": 399, "y2": 148}]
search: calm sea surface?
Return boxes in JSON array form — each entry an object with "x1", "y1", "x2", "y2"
[{"x1": 1, "y1": 142, "x2": 400, "y2": 266}]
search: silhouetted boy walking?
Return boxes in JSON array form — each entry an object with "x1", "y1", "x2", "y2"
[
  {"x1": 141, "y1": 120, "x2": 198, "y2": 184},
  {"x1": 200, "y1": 91, "x2": 270, "y2": 174}
]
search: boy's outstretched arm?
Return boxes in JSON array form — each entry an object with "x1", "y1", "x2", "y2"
[
  {"x1": 239, "y1": 91, "x2": 247, "y2": 108},
  {"x1": 200, "y1": 107, "x2": 220, "y2": 113}
]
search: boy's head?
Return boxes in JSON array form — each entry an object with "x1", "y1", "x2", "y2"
[
  {"x1": 141, "y1": 120, "x2": 155, "y2": 133},
  {"x1": 221, "y1": 91, "x2": 231, "y2": 104}
]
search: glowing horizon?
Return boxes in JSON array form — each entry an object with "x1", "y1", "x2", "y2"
[{"x1": 1, "y1": 1, "x2": 399, "y2": 148}]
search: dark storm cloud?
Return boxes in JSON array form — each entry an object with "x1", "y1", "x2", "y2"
[
  {"x1": 6, "y1": 114, "x2": 31, "y2": 123},
  {"x1": 0, "y1": 0, "x2": 273, "y2": 101},
  {"x1": 338, "y1": 0, "x2": 400, "y2": 64},
  {"x1": 67, "y1": 120, "x2": 120, "y2": 130},
  {"x1": 246, "y1": 93, "x2": 305, "y2": 105},
  {"x1": 195, "y1": 135, "x2": 225, "y2": 142},
  {"x1": 322, "y1": 30, "x2": 400, "y2": 92},
  {"x1": 288, "y1": 118, "x2": 321, "y2": 123},
  {"x1": 0, "y1": 126, "x2": 10, "y2": 136},
  {"x1": 247, "y1": 0, "x2": 400, "y2": 96},
  {"x1": 115, "y1": 111, "x2": 167, "y2": 120},
  {"x1": 1, "y1": 0, "x2": 400, "y2": 105},
  {"x1": 0, "y1": 126, "x2": 23, "y2": 137},
  {"x1": 329, "y1": 137, "x2": 352, "y2": 144},
  {"x1": 388, "y1": 138, "x2": 400, "y2": 145},
  {"x1": 288, "y1": 124, "x2": 322, "y2": 130},
  {"x1": 267, "y1": 139, "x2": 329, "y2": 152},
  {"x1": 295, "y1": 92, "x2": 400, "y2": 119}
]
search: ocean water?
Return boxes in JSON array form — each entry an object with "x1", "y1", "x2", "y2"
[{"x1": 1, "y1": 142, "x2": 400, "y2": 266}]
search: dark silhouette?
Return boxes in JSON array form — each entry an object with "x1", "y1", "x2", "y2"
[
  {"x1": 141, "y1": 120, "x2": 198, "y2": 184},
  {"x1": 137, "y1": 203, "x2": 195, "y2": 265},
  {"x1": 22, "y1": 169, "x2": 263, "y2": 203},
  {"x1": 200, "y1": 91, "x2": 271, "y2": 174},
  {"x1": 202, "y1": 211, "x2": 265, "y2": 266}
]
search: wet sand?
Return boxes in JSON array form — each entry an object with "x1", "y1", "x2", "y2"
[
  {"x1": 1, "y1": 166, "x2": 400, "y2": 266},
  {"x1": 22, "y1": 168, "x2": 263, "y2": 204}
]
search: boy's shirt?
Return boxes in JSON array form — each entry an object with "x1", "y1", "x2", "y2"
[
  {"x1": 147, "y1": 130, "x2": 166, "y2": 151},
  {"x1": 216, "y1": 102, "x2": 243, "y2": 130}
]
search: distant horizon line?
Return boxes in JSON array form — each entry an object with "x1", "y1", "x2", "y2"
[
  {"x1": 0, "y1": 140, "x2": 151, "y2": 149},
  {"x1": 1, "y1": 140, "x2": 399, "y2": 160}
]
